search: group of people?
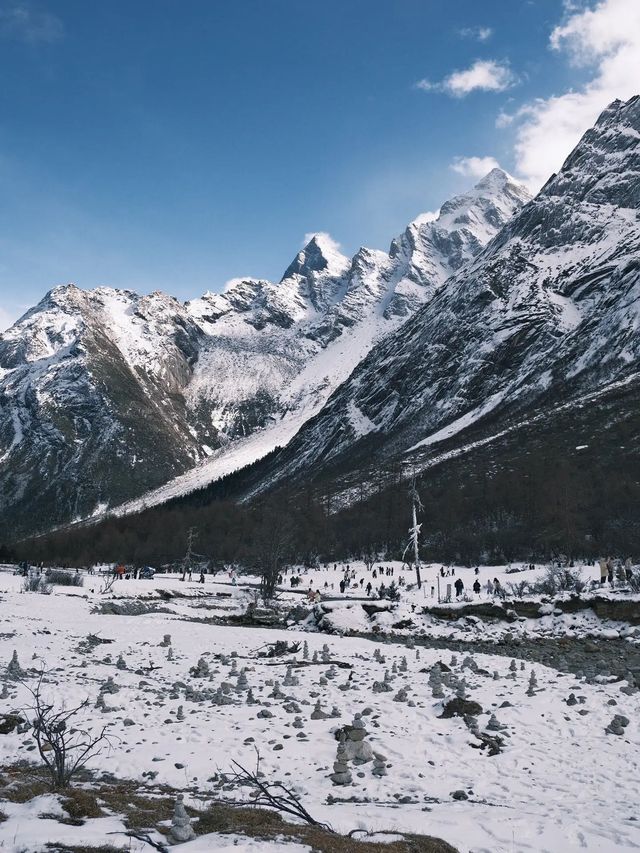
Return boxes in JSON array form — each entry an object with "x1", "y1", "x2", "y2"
[
  {"x1": 599, "y1": 556, "x2": 633, "y2": 586},
  {"x1": 453, "y1": 575, "x2": 503, "y2": 600}
]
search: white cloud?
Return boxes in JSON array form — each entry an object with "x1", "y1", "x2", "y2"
[
  {"x1": 415, "y1": 59, "x2": 516, "y2": 97},
  {"x1": 0, "y1": 2, "x2": 63, "y2": 44},
  {"x1": 450, "y1": 155, "x2": 501, "y2": 178},
  {"x1": 302, "y1": 231, "x2": 342, "y2": 252},
  {"x1": 413, "y1": 210, "x2": 440, "y2": 225},
  {"x1": 510, "y1": 0, "x2": 640, "y2": 190},
  {"x1": 459, "y1": 26, "x2": 493, "y2": 42}
]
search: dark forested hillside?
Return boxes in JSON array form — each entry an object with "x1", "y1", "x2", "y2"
[{"x1": 15, "y1": 372, "x2": 640, "y2": 567}]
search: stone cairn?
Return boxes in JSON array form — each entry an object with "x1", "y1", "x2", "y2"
[
  {"x1": 303, "y1": 641, "x2": 309, "y2": 660},
  {"x1": 393, "y1": 686, "x2": 408, "y2": 703},
  {"x1": 236, "y1": 669, "x2": 249, "y2": 692},
  {"x1": 321, "y1": 644, "x2": 331, "y2": 663},
  {"x1": 116, "y1": 654, "x2": 127, "y2": 670},
  {"x1": 429, "y1": 667, "x2": 445, "y2": 699},
  {"x1": 373, "y1": 647, "x2": 386, "y2": 664},
  {"x1": 7, "y1": 650, "x2": 24, "y2": 680},
  {"x1": 509, "y1": 660, "x2": 518, "y2": 678},
  {"x1": 372, "y1": 753, "x2": 387, "y2": 777},
  {"x1": 343, "y1": 713, "x2": 373, "y2": 764},
  {"x1": 486, "y1": 713, "x2": 507, "y2": 732},
  {"x1": 527, "y1": 671, "x2": 538, "y2": 696},
  {"x1": 311, "y1": 700, "x2": 329, "y2": 720},
  {"x1": 325, "y1": 665, "x2": 337, "y2": 681},
  {"x1": 159, "y1": 634, "x2": 172, "y2": 647},
  {"x1": 0, "y1": 683, "x2": 9, "y2": 699},
  {"x1": 190, "y1": 657, "x2": 210, "y2": 678},
  {"x1": 176, "y1": 705, "x2": 185, "y2": 721},
  {"x1": 169, "y1": 794, "x2": 195, "y2": 843},
  {"x1": 100, "y1": 676, "x2": 120, "y2": 695},
  {"x1": 456, "y1": 680, "x2": 468, "y2": 700},
  {"x1": 330, "y1": 735, "x2": 352, "y2": 786},
  {"x1": 372, "y1": 670, "x2": 393, "y2": 693},
  {"x1": 605, "y1": 714, "x2": 630, "y2": 736},
  {"x1": 167, "y1": 647, "x2": 174, "y2": 661},
  {"x1": 399, "y1": 656, "x2": 408, "y2": 673}
]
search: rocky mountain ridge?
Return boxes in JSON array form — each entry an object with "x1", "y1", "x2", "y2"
[
  {"x1": 0, "y1": 169, "x2": 530, "y2": 538},
  {"x1": 233, "y1": 96, "x2": 640, "y2": 504}
]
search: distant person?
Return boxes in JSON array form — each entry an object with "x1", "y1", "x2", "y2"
[
  {"x1": 366, "y1": 582, "x2": 372, "y2": 596},
  {"x1": 599, "y1": 558, "x2": 607, "y2": 586},
  {"x1": 625, "y1": 557, "x2": 633, "y2": 583},
  {"x1": 606, "y1": 557, "x2": 614, "y2": 587},
  {"x1": 473, "y1": 579, "x2": 481, "y2": 597},
  {"x1": 454, "y1": 578, "x2": 464, "y2": 599},
  {"x1": 486, "y1": 579, "x2": 494, "y2": 596},
  {"x1": 493, "y1": 577, "x2": 501, "y2": 596},
  {"x1": 199, "y1": 571, "x2": 205, "y2": 584}
]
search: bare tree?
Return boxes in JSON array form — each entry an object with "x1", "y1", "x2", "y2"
[
  {"x1": 402, "y1": 474, "x2": 423, "y2": 589},
  {"x1": 20, "y1": 668, "x2": 114, "y2": 790},
  {"x1": 252, "y1": 507, "x2": 294, "y2": 602},
  {"x1": 229, "y1": 749, "x2": 333, "y2": 832}
]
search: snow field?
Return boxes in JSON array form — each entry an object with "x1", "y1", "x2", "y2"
[{"x1": 0, "y1": 568, "x2": 639, "y2": 851}]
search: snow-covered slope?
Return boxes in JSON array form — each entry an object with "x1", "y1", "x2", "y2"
[
  {"x1": 237, "y1": 96, "x2": 640, "y2": 499},
  {"x1": 0, "y1": 169, "x2": 529, "y2": 537},
  {"x1": 107, "y1": 172, "x2": 529, "y2": 518}
]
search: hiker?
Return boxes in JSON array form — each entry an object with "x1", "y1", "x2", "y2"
[
  {"x1": 493, "y1": 577, "x2": 501, "y2": 596},
  {"x1": 606, "y1": 556, "x2": 614, "y2": 587},
  {"x1": 314, "y1": 590, "x2": 321, "y2": 603},
  {"x1": 199, "y1": 571, "x2": 205, "y2": 584},
  {"x1": 339, "y1": 580, "x2": 345, "y2": 594},
  {"x1": 486, "y1": 579, "x2": 494, "y2": 596},
  {"x1": 473, "y1": 579, "x2": 481, "y2": 597},
  {"x1": 366, "y1": 582, "x2": 372, "y2": 596},
  {"x1": 454, "y1": 577, "x2": 464, "y2": 599},
  {"x1": 599, "y1": 558, "x2": 607, "y2": 585}
]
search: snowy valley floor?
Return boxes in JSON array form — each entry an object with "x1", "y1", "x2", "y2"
[{"x1": 0, "y1": 563, "x2": 639, "y2": 852}]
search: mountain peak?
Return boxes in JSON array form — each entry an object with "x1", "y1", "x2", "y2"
[{"x1": 281, "y1": 232, "x2": 350, "y2": 282}]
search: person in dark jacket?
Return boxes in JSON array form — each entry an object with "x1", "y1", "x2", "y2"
[{"x1": 454, "y1": 578, "x2": 464, "y2": 598}]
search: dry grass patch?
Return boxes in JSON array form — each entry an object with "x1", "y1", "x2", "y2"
[{"x1": 195, "y1": 801, "x2": 458, "y2": 853}]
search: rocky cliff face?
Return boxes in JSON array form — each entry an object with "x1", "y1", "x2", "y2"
[
  {"x1": 240, "y1": 96, "x2": 640, "y2": 500},
  {"x1": 0, "y1": 168, "x2": 530, "y2": 538}
]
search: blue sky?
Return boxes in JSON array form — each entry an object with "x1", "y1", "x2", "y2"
[{"x1": 0, "y1": 0, "x2": 637, "y2": 327}]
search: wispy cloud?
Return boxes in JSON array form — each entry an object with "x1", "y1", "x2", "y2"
[
  {"x1": 450, "y1": 155, "x2": 501, "y2": 178},
  {"x1": 506, "y1": 0, "x2": 640, "y2": 190},
  {"x1": 415, "y1": 59, "x2": 516, "y2": 97},
  {"x1": 0, "y1": 2, "x2": 64, "y2": 44},
  {"x1": 458, "y1": 26, "x2": 493, "y2": 42}
]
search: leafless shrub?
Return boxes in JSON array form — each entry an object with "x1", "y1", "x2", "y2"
[
  {"x1": 19, "y1": 669, "x2": 114, "y2": 790},
  {"x1": 45, "y1": 569, "x2": 83, "y2": 587},
  {"x1": 23, "y1": 575, "x2": 52, "y2": 594},
  {"x1": 228, "y1": 749, "x2": 333, "y2": 832},
  {"x1": 529, "y1": 566, "x2": 585, "y2": 596}
]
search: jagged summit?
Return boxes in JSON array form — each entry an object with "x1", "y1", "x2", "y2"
[
  {"x1": 0, "y1": 168, "x2": 532, "y2": 537},
  {"x1": 241, "y1": 97, "x2": 640, "y2": 498},
  {"x1": 281, "y1": 233, "x2": 350, "y2": 282}
]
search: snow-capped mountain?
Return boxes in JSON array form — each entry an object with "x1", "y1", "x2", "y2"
[
  {"x1": 0, "y1": 168, "x2": 530, "y2": 538},
  {"x1": 236, "y1": 96, "x2": 640, "y2": 503}
]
